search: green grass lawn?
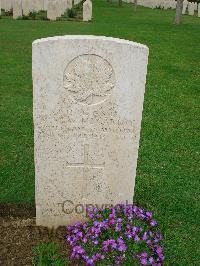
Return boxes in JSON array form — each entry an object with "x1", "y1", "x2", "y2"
[{"x1": 0, "y1": 1, "x2": 200, "y2": 265}]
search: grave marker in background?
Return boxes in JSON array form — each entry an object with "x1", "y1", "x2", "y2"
[
  {"x1": 13, "y1": 0, "x2": 22, "y2": 19},
  {"x1": 188, "y1": 2, "x2": 195, "y2": 16},
  {"x1": 83, "y1": 0, "x2": 92, "y2": 22},
  {"x1": 47, "y1": 0, "x2": 57, "y2": 20}
]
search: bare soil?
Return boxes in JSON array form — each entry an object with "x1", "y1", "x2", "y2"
[{"x1": 0, "y1": 204, "x2": 69, "y2": 266}]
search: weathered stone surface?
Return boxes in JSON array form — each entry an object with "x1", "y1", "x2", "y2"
[
  {"x1": 33, "y1": 35, "x2": 149, "y2": 228},
  {"x1": 83, "y1": 0, "x2": 92, "y2": 22},
  {"x1": 188, "y1": 2, "x2": 195, "y2": 16},
  {"x1": 60, "y1": 0, "x2": 67, "y2": 14},
  {"x1": 2, "y1": 0, "x2": 12, "y2": 11},
  {"x1": 36, "y1": 0, "x2": 43, "y2": 11},
  {"x1": 31, "y1": 0, "x2": 43, "y2": 11},
  {"x1": 74, "y1": 0, "x2": 82, "y2": 4},
  {"x1": 182, "y1": 0, "x2": 188, "y2": 15},
  {"x1": 198, "y1": 4, "x2": 200, "y2": 17},
  {"x1": 137, "y1": 0, "x2": 177, "y2": 9},
  {"x1": 43, "y1": 0, "x2": 48, "y2": 10},
  {"x1": 67, "y1": 0, "x2": 72, "y2": 9},
  {"x1": 56, "y1": 0, "x2": 62, "y2": 17},
  {"x1": 22, "y1": 0, "x2": 30, "y2": 16},
  {"x1": 47, "y1": 0, "x2": 57, "y2": 20},
  {"x1": 13, "y1": 0, "x2": 23, "y2": 19}
]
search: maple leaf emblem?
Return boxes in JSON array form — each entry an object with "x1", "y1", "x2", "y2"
[{"x1": 64, "y1": 54, "x2": 115, "y2": 105}]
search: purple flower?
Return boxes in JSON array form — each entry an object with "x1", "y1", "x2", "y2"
[
  {"x1": 76, "y1": 231, "x2": 83, "y2": 238},
  {"x1": 140, "y1": 252, "x2": 148, "y2": 258},
  {"x1": 141, "y1": 258, "x2": 148, "y2": 265},
  {"x1": 142, "y1": 232, "x2": 148, "y2": 241},
  {"x1": 146, "y1": 211, "x2": 153, "y2": 219},
  {"x1": 154, "y1": 232, "x2": 163, "y2": 243},
  {"x1": 93, "y1": 240, "x2": 98, "y2": 245},
  {"x1": 115, "y1": 223, "x2": 122, "y2": 232},
  {"x1": 109, "y1": 218, "x2": 116, "y2": 225},
  {"x1": 156, "y1": 246, "x2": 163, "y2": 255},
  {"x1": 73, "y1": 245, "x2": 85, "y2": 255},
  {"x1": 109, "y1": 213, "x2": 115, "y2": 219},
  {"x1": 115, "y1": 255, "x2": 125, "y2": 264},
  {"x1": 65, "y1": 204, "x2": 164, "y2": 265},
  {"x1": 126, "y1": 232, "x2": 132, "y2": 239},
  {"x1": 66, "y1": 225, "x2": 73, "y2": 231},
  {"x1": 148, "y1": 230, "x2": 153, "y2": 237},
  {"x1": 150, "y1": 220, "x2": 158, "y2": 227},
  {"x1": 117, "y1": 238, "x2": 126, "y2": 251},
  {"x1": 134, "y1": 235, "x2": 140, "y2": 242},
  {"x1": 87, "y1": 213, "x2": 94, "y2": 219},
  {"x1": 117, "y1": 218, "x2": 123, "y2": 223},
  {"x1": 85, "y1": 258, "x2": 94, "y2": 266},
  {"x1": 118, "y1": 244, "x2": 126, "y2": 252},
  {"x1": 83, "y1": 237, "x2": 88, "y2": 243},
  {"x1": 74, "y1": 222, "x2": 81, "y2": 228},
  {"x1": 149, "y1": 257, "x2": 154, "y2": 263}
]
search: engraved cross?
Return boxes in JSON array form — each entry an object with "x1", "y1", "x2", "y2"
[{"x1": 67, "y1": 144, "x2": 105, "y2": 196}]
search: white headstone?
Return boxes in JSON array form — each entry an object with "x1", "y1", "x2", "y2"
[
  {"x1": 13, "y1": 0, "x2": 23, "y2": 19},
  {"x1": 56, "y1": 0, "x2": 62, "y2": 17},
  {"x1": 29, "y1": 0, "x2": 35, "y2": 12},
  {"x1": 37, "y1": 0, "x2": 44, "y2": 11},
  {"x1": 62, "y1": 0, "x2": 68, "y2": 11},
  {"x1": 182, "y1": 0, "x2": 188, "y2": 14},
  {"x1": 1, "y1": 0, "x2": 4, "y2": 10},
  {"x1": 163, "y1": 0, "x2": 168, "y2": 10},
  {"x1": 47, "y1": 0, "x2": 57, "y2": 20},
  {"x1": 165, "y1": 0, "x2": 171, "y2": 9},
  {"x1": 159, "y1": 0, "x2": 164, "y2": 9},
  {"x1": 60, "y1": 0, "x2": 66, "y2": 14},
  {"x1": 198, "y1": 3, "x2": 200, "y2": 17},
  {"x1": 43, "y1": 0, "x2": 48, "y2": 10},
  {"x1": 74, "y1": 0, "x2": 82, "y2": 5},
  {"x1": 188, "y1": 2, "x2": 195, "y2": 15},
  {"x1": 83, "y1": 0, "x2": 92, "y2": 22},
  {"x1": 67, "y1": 0, "x2": 72, "y2": 9},
  {"x1": 155, "y1": 0, "x2": 160, "y2": 8},
  {"x1": 64, "y1": 0, "x2": 68, "y2": 10},
  {"x1": 32, "y1": 0, "x2": 43, "y2": 11},
  {"x1": 4, "y1": 0, "x2": 12, "y2": 11},
  {"x1": 32, "y1": 0, "x2": 37, "y2": 11},
  {"x1": 22, "y1": 0, "x2": 30, "y2": 16},
  {"x1": 33, "y1": 35, "x2": 149, "y2": 228},
  {"x1": 171, "y1": 0, "x2": 176, "y2": 9}
]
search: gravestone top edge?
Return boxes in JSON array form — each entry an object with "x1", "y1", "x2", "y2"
[{"x1": 32, "y1": 35, "x2": 149, "y2": 53}]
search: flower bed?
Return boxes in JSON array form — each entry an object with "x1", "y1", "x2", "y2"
[{"x1": 66, "y1": 204, "x2": 164, "y2": 265}]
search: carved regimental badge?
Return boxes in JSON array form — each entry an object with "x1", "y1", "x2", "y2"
[{"x1": 63, "y1": 54, "x2": 115, "y2": 105}]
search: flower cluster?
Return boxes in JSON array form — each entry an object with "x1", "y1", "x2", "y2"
[{"x1": 66, "y1": 204, "x2": 164, "y2": 265}]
